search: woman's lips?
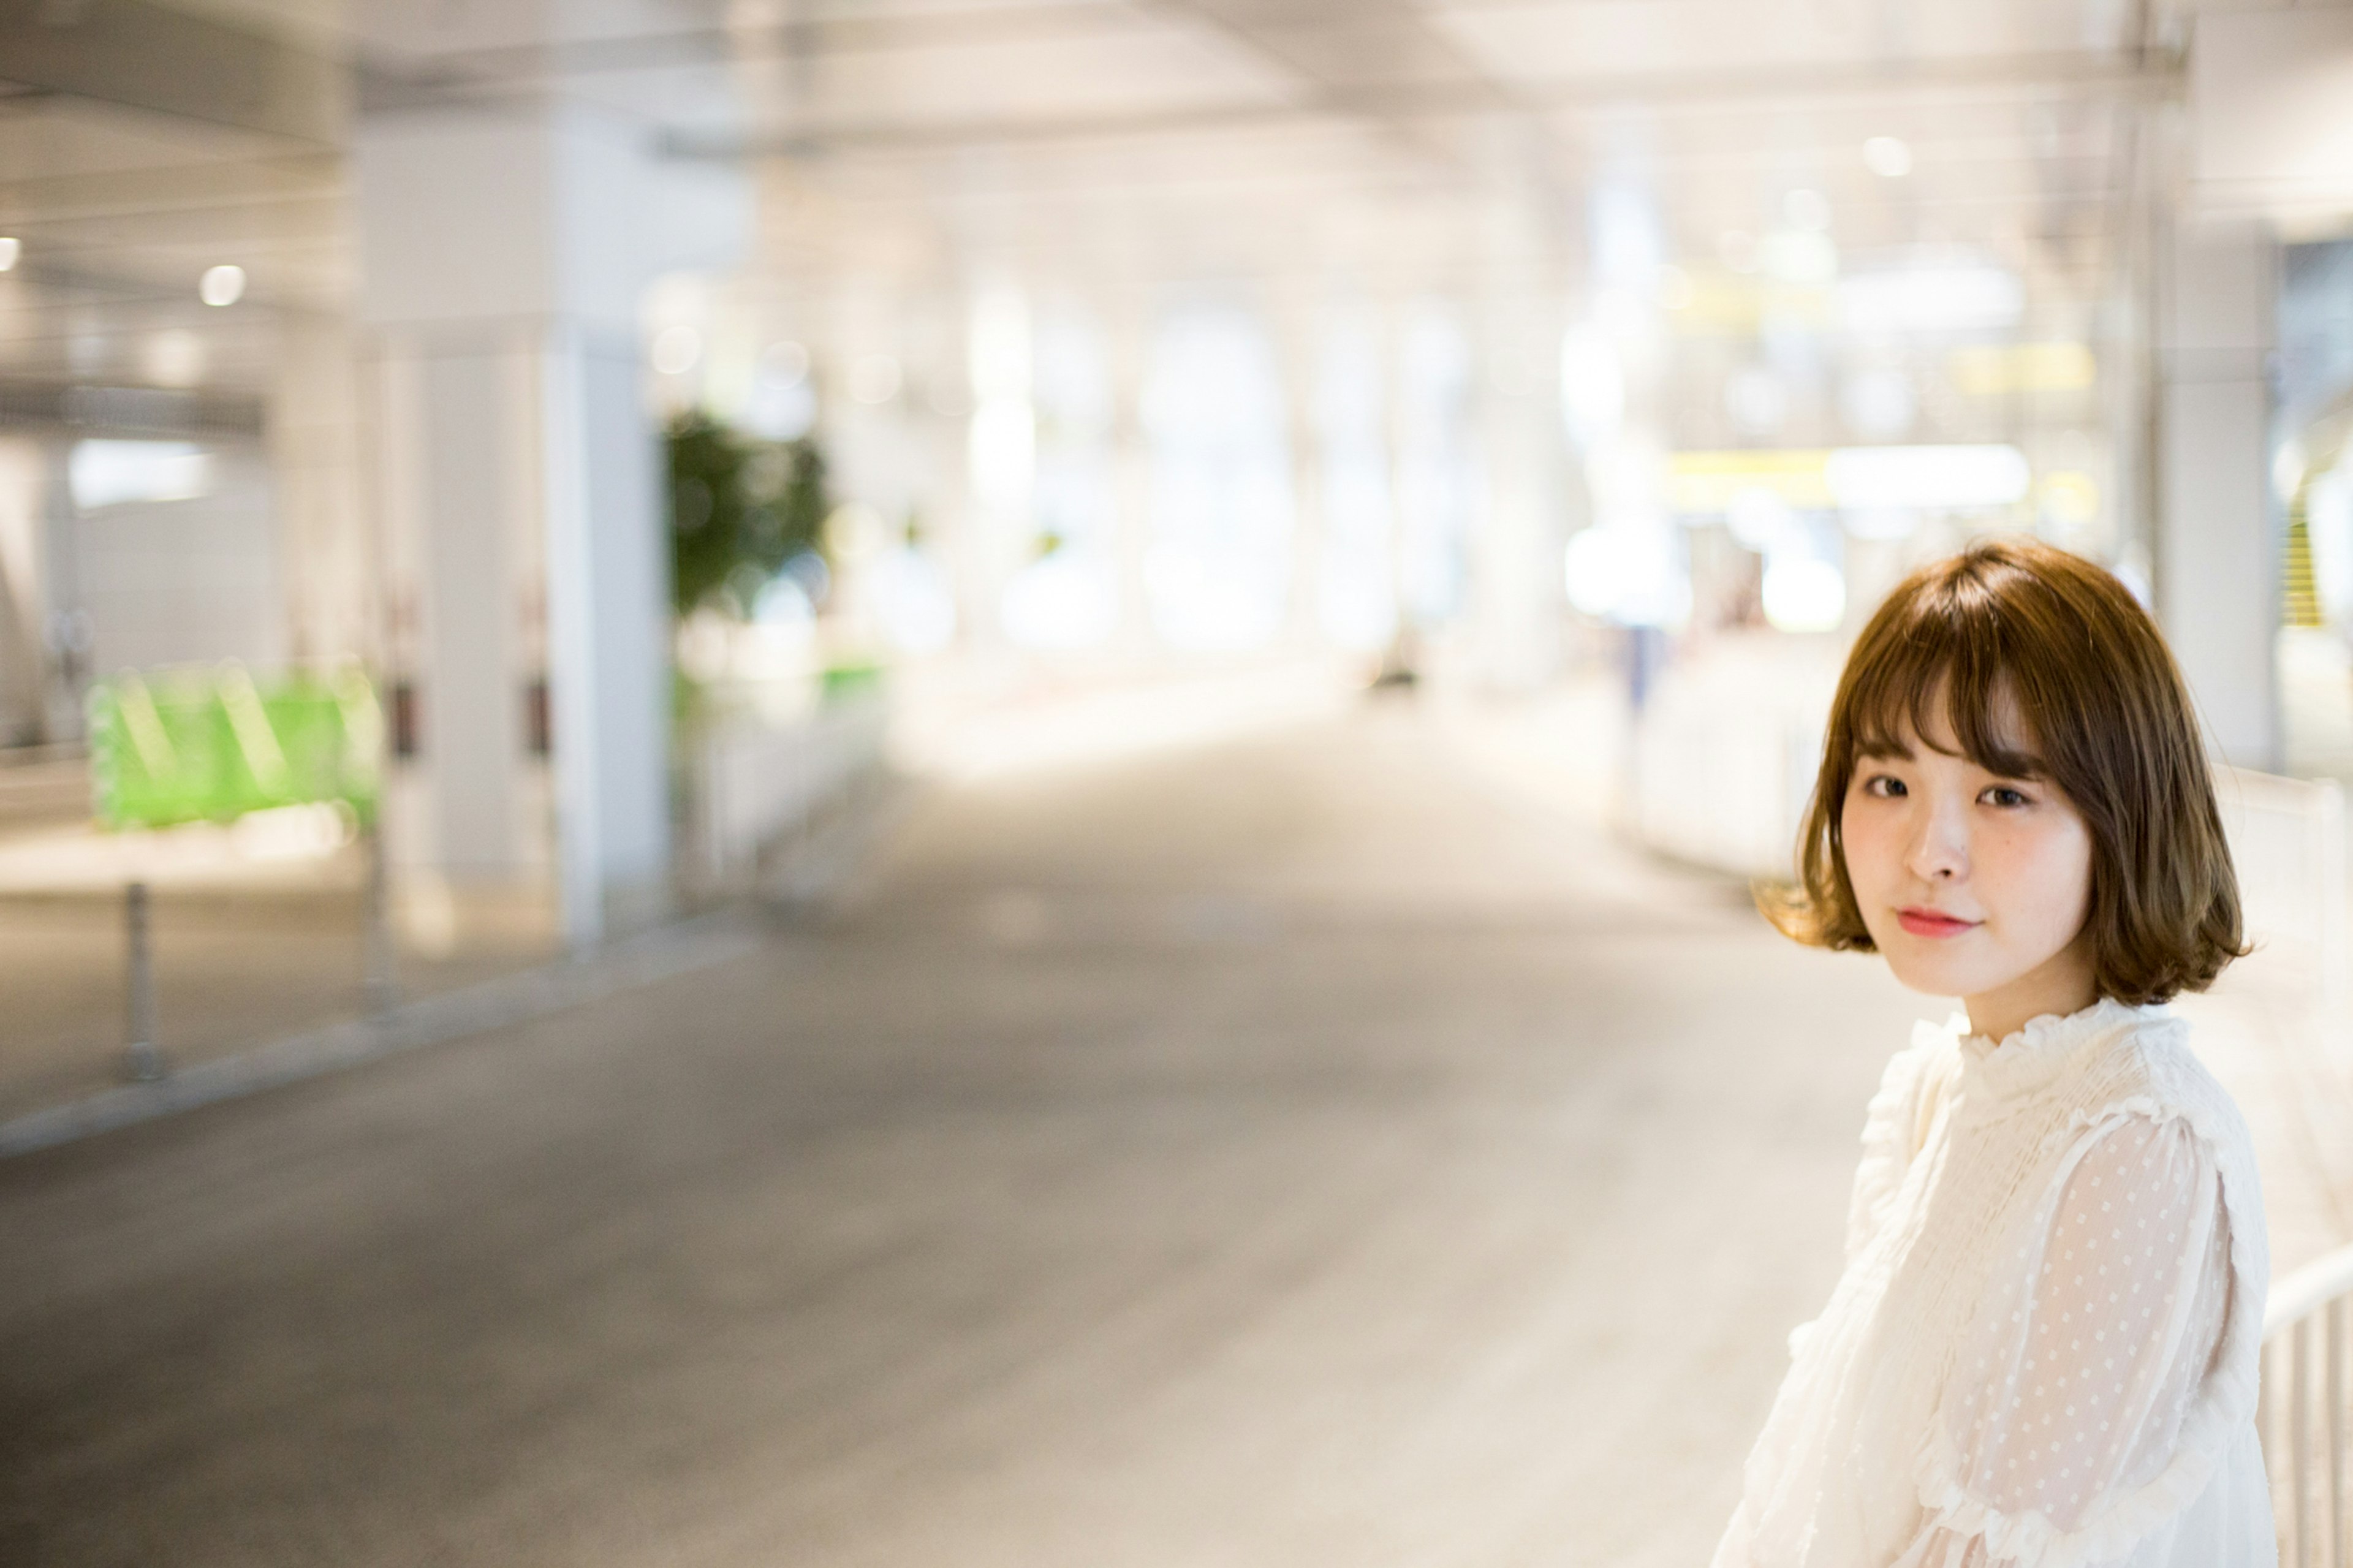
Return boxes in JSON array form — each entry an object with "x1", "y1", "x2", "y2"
[{"x1": 1897, "y1": 907, "x2": 1979, "y2": 938}]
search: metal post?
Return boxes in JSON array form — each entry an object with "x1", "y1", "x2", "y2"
[
  {"x1": 2328, "y1": 1298, "x2": 2344, "y2": 1568},
  {"x1": 124, "y1": 879, "x2": 161, "y2": 1081},
  {"x1": 362, "y1": 817, "x2": 397, "y2": 1015},
  {"x1": 2298, "y1": 1319, "x2": 2314, "y2": 1568}
]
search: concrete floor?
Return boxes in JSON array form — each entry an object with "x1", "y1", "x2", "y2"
[
  {"x1": 0, "y1": 884, "x2": 565, "y2": 1122},
  {"x1": 0, "y1": 701, "x2": 2269, "y2": 1567}
]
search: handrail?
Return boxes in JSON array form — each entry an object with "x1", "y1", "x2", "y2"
[
  {"x1": 2273, "y1": 1246, "x2": 2353, "y2": 1339},
  {"x1": 2262, "y1": 1243, "x2": 2353, "y2": 1567}
]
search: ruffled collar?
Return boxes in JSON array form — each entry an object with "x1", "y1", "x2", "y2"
[{"x1": 1946, "y1": 995, "x2": 2171, "y2": 1100}]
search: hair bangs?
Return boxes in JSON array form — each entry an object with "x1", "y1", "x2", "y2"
[{"x1": 1841, "y1": 598, "x2": 2047, "y2": 781}]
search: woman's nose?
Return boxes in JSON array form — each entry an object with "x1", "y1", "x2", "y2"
[{"x1": 1906, "y1": 812, "x2": 1968, "y2": 881}]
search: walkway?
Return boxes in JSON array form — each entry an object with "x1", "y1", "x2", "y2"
[{"x1": 0, "y1": 698, "x2": 2342, "y2": 1567}]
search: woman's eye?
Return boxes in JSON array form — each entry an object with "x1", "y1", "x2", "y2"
[
  {"x1": 1864, "y1": 775, "x2": 1906, "y2": 798},
  {"x1": 1983, "y1": 786, "x2": 2030, "y2": 808}
]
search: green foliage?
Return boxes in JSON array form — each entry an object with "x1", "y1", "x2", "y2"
[{"x1": 666, "y1": 411, "x2": 831, "y2": 617}]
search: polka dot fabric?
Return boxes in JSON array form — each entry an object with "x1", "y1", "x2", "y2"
[
  {"x1": 1711, "y1": 1001, "x2": 2274, "y2": 1568},
  {"x1": 1916, "y1": 1115, "x2": 2234, "y2": 1562}
]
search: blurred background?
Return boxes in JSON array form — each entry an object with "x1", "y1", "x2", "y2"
[{"x1": 6, "y1": 1, "x2": 2353, "y2": 1564}]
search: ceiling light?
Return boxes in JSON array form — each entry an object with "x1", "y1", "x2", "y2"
[
  {"x1": 199, "y1": 265, "x2": 245, "y2": 306},
  {"x1": 1824, "y1": 444, "x2": 2031, "y2": 510},
  {"x1": 1863, "y1": 136, "x2": 1914, "y2": 178},
  {"x1": 0, "y1": 238, "x2": 19, "y2": 272}
]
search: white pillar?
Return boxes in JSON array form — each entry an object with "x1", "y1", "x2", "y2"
[
  {"x1": 2156, "y1": 219, "x2": 2279, "y2": 770},
  {"x1": 1470, "y1": 294, "x2": 1569, "y2": 692},
  {"x1": 355, "y1": 101, "x2": 730, "y2": 944},
  {"x1": 38, "y1": 439, "x2": 84, "y2": 744},
  {"x1": 964, "y1": 283, "x2": 1032, "y2": 653},
  {"x1": 270, "y1": 314, "x2": 371, "y2": 668},
  {"x1": 1105, "y1": 303, "x2": 1154, "y2": 657},
  {"x1": 0, "y1": 438, "x2": 49, "y2": 746}
]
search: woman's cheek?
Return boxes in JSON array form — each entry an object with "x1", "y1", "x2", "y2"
[{"x1": 1841, "y1": 805, "x2": 1891, "y2": 893}]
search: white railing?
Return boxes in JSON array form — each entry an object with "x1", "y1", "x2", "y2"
[
  {"x1": 2216, "y1": 767, "x2": 2350, "y2": 1020},
  {"x1": 2265, "y1": 1244, "x2": 2353, "y2": 1567},
  {"x1": 681, "y1": 693, "x2": 889, "y2": 891},
  {"x1": 1624, "y1": 638, "x2": 1832, "y2": 880}
]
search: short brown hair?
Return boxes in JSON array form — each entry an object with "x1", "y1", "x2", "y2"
[{"x1": 1762, "y1": 537, "x2": 2246, "y2": 1004}]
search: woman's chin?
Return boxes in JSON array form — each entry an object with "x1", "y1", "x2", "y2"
[{"x1": 1876, "y1": 948, "x2": 1988, "y2": 1002}]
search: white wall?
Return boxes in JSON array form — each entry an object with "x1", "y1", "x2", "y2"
[{"x1": 77, "y1": 446, "x2": 284, "y2": 678}]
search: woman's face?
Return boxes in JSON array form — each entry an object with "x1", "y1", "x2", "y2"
[{"x1": 1838, "y1": 689, "x2": 2098, "y2": 1037}]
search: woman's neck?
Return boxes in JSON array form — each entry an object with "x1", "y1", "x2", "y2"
[{"x1": 1964, "y1": 936, "x2": 2100, "y2": 1044}]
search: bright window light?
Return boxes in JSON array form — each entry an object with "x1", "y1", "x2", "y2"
[
  {"x1": 1824, "y1": 444, "x2": 2030, "y2": 510},
  {"x1": 1141, "y1": 303, "x2": 1295, "y2": 651},
  {"x1": 1763, "y1": 556, "x2": 1846, "y2": 633},
  {"x1": 1863, "y1": 136, "x2": 1913, "y2": 178},
  {"x1": 1838, "y1": 263, "x2": 2022, "y2": 334},
  {"x1": 0, "y1": 237, "x2": 19, "y2": 272},
  {"x1": 874, "y1": 548, "x2": 957, "y2": 654},
  {"x1": 969, "y1": 401, "x2": 1035, "y2": 515},
  {"x1": 1760, "y1": 230, "x2": 1838, "y2": 285},
  {"x1": 1725, "y1": 487, "x2": 1802, "y2": 554},
  {"x1": 70, "y1": 440, "x2": 211, "y2": 509},
  {"x1": 1564, "y1": 527, "x2": 1629, "y2": 617},
  {"x1": 1004, "y1": 551, "x2": 1116, "y2": 651},
  {"x1": 1316, "y1": 315, "x2": 1396, "y2": 651},
  {"x1": 1564, "y1": 526, "x2": 1687, "y2": 627},
  {"x1": 1558, "y1": 324, "x2": 1624, "y2": 449}
]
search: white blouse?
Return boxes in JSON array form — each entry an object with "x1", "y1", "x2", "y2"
[{"x1": 1711, "y1": 998, "x2": 2275, "y2": 1568}]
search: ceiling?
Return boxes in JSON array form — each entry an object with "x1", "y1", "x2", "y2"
[{"x1": 0, "y1": 0, "x2": 2293, "y2": 398}]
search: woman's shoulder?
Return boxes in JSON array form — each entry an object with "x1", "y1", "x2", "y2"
[
  {"x1": 1882, "y1": 1013, "x2": 1965, "y2": 1096},
  {"x1": 2058, "y1": 1009, "x2": 2267, "y2": 1254},
  {"x1": 2076, "y1": 1006, "x2": 2256, "y2": 1155},
  {"x1": 1860, "y1": 1018, "x2": 1966, "y2": 1164}
]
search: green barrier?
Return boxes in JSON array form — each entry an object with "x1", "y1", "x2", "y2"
[
  {"x1": 819, "y1": 659, "x2": 885, "y2": 705},
  {"x1": 88, "y1": 664, "x2": 384, "y2": 830}
]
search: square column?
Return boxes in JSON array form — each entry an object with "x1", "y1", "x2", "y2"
[
  {"x1": 356, "y1": 102, "x2": 721, "y2": 944},
  {"x1": 2157, "y1": 220, "x2": 2280, "y2": 770}
]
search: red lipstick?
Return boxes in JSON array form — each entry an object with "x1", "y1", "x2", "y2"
[{"x1": 1896, "y1": 907, "x2": 1978, "y2": 938}]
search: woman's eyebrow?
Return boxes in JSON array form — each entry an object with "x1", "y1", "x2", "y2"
[{"x1": 1855, "y1": 740, "x2": 1912, "y2": 760}]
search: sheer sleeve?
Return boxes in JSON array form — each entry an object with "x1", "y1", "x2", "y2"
[
  {"x1": 1848, "y1": 1028, "x2": 1949, "y2": 1265},
  {"x1": 1783, "y1": 1033, "x2": 1948, "y2": 1366},
  {"x1": 1893, "y1": 1112, "x2": 2237, "y2": 1568}
]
